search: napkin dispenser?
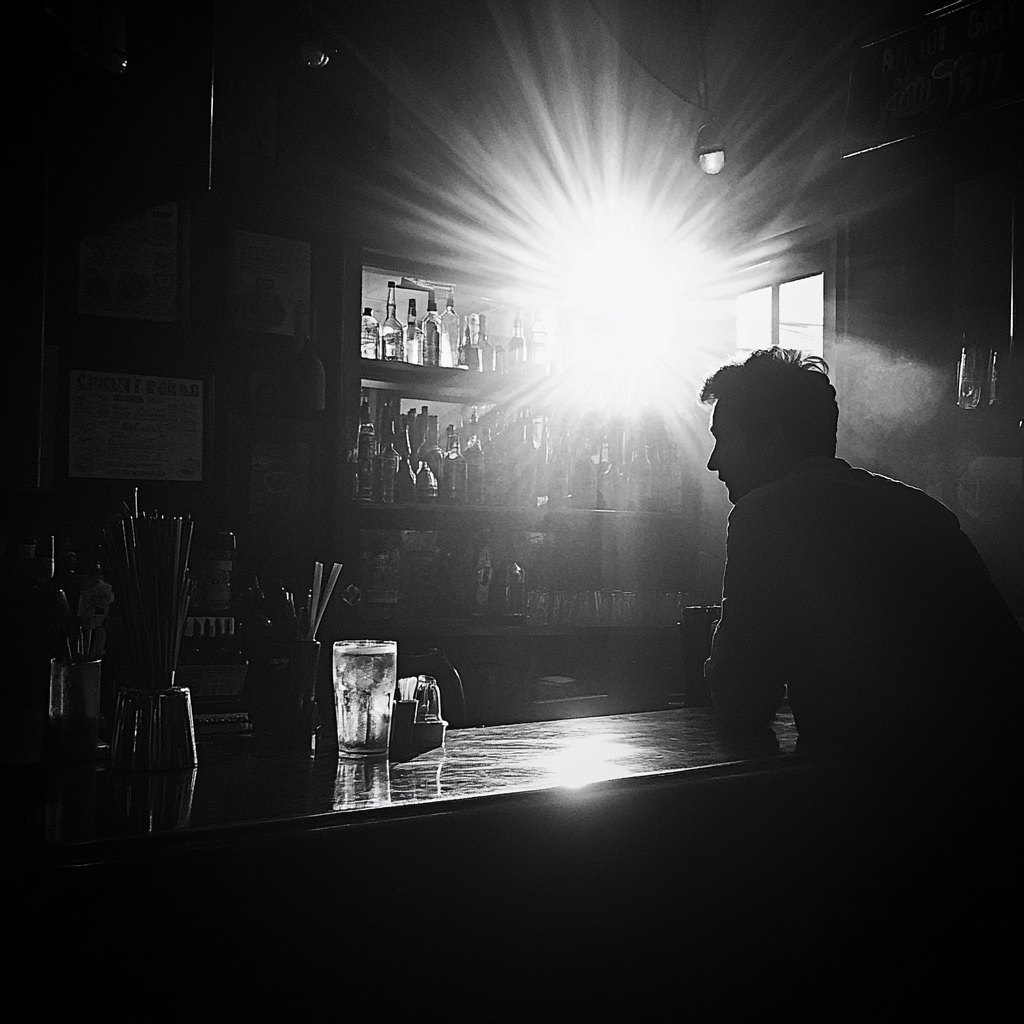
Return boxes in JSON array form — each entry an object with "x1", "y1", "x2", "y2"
[{"x1": 390, "y1": 675, "x2": 447, "y2": 760}]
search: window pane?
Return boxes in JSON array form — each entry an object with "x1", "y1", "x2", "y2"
[
  {"x1": 779, "y1": 274, "x2": 823, "y2": 358},
  {"x1": 735, "y1": 286, "x2": 772, "y2": 355}
]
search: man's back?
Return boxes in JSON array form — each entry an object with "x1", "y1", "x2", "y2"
[{"x1": 707, "y1": 456, "x2": 1023, "y2": 755}]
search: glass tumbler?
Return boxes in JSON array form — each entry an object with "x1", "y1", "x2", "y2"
[{"x1": 333, "y1": 640, "x2": 397, "y2": 758}]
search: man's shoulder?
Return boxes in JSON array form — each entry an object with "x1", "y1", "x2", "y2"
[{"x1": 732, "y1": 458, "x2": 960, "y2": 531}]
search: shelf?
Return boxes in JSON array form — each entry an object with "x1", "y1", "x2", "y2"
[
  {"x1": 356, "y1": 621, "x2": 681, "y2": 639},
  {"x1": 359, "y1": 358, "x2": 557, "y2": 406},
  {"x1": 349, "y1": 499, "x2": 694, "y2": 528}
]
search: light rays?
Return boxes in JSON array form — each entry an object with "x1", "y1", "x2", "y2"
[{"x1": 356, "y1": 1, "x2": 780, "y2": 453}]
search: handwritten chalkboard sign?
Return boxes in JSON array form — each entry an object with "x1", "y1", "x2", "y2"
[
  {"x1": 844, "y1": 0, "x2": 1023, "y2": 157},
  {"x1": 68, "y1": 371, "x2": 204, "y2": 481}
]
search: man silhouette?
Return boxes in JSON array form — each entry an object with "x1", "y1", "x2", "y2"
[
  {"x1": 700, "y1": 347, "x2": 1022, "y2": 758},
  {"x1": 698, "y1": 347, "x2": 1022, "y2": 1013}
]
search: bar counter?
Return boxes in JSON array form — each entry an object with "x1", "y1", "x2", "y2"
[
  {"x1": 28, "y1": 706, "x2": 799, "y2": 860},
  {"x1": 11, "y1": 705, "x2": 1011, "y2": 1019}
]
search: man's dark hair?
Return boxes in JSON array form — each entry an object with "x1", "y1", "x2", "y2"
[{"x1": 700, "y1": 348, "x2": 839, "y2": 458}]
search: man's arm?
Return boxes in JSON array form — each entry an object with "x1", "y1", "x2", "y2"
[{"x1": 705, "y1": 500, "x2": 787, "y2": 732}]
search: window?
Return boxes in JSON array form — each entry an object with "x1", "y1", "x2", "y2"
[{"x1": 735, "y1": 272, "x2": 824, "y2": 360}]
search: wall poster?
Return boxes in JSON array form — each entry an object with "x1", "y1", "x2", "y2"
[
  {"x1": 229, "y1": 230, "x2": 311, "y2": 336},
  {"x1": 68, "y1": 370, "x2": 204, "y2": 481},
  {"x1": 78, "y1": 203, "x2": 180, "y2": 321}
]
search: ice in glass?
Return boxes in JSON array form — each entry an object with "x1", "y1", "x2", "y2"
[{"x1": 333, "y1": 640, "x2": 397, "y2": 757}]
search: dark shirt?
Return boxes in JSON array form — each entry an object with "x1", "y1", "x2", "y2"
[{"x1": 706, "y1": 457, "x2": 1023, "y2": 757}]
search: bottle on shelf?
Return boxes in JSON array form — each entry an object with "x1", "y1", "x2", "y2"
[
  {"x1": 569, "y1": 428, "x2": 598, "y2": 509},
  {"x1": 464, "y1": 408, "x2": 485, "y2": 506},
  {"x1": 609, "y1": 425, "x2": 629, "y2": 510},
  {"x1": 512, "y1": 406, "x2": 537, "y2": 508},
  {"x1": 530, "y1": 310, "x2": 548, "y2": 372},
  {"x1": 442, "y1": 424, "x2": 468, "y2": 504},
  {"x1": 440, "y1": 289, "x2": 459, "y2": 368},
  {"x1": 628, "y1": 433, "x2": 654, "y2": 510},
  {"x1": 357, "y1": 390, "x2": 375, "y2": 499},
  {"x1": 422, "y1": 292, "x2": 442, "y2": 367},
  {"x1": 463, "y1": 314, "x2": 479, "y2": 373},
  {"x1": 480, "y1": 427, "x2": 502, "y2": 506},
  {"x1": 545, "y1": 424, "x2": 571, "y2": 509},
  {"x1": 472, "y1": 546, "x2": 493, "y2": 615},
  {"x1": 416, "y1": 414, "x2": 445, "y2": 495},
  {"x1": 415, "y1": 461, "x2": 438, "y2": 502},
  {"x1": 376, "y1": 408, "x2": 400, "y2": 503},
  {"x1": 595, "y1": 435, "x2": 613, "y2": 511},
  {"x1": 405, "y1": 299, "x2": 421, "y2": 365},
  {"x1": 381, "y1": 281, "x2": 403, "y2": 362},
  {"x1": 463, "y1": 317, "x2": 483, "y2": 372},
  {"x1": 479, "y1": 314, "x2": 494, "y2": 374},
  {"x1": 395, "y1": 415, "x2": 418, "y2": 503},
  {"x1": 508, "y1": 312, "x2": 526, "y2": 371},
  {"x1": 361, "y1": 307, "x2": 380, "y2": 360}
]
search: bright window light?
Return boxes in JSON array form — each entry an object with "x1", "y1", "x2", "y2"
[
  {"x1": 736, "y1": 286, "x2": 772, "y2": 355},
  {"x1": 780, "y1": 273, "x2": 824, "y2": 359}
]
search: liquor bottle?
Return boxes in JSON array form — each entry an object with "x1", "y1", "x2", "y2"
[
  {"x1": 395, "y1": 416, "x2": 418, "y2": 503},
  {"x1": 629, "y1": 436, "x2": 654, "y2": 510},
  {"x1": 415, "y1": 461, "x2": 438, "y2": 502},
  {"x1": 377, "y1": 410, "x2": 400, "y2": 503},
  {"x1": 569, "y1": 429, "x2": 598, "y2": 510},
  {"x1": 440, "y1": 289, "x2": 459, "y2": 368},
  {"x1": 472, "y1": 546, "x2": 492, "y2": 615},
  {"x1": 442, "y1": 424, "x2": 468, "y2": 504},
  {"x1": 508, "y1": 312, "x2": 526, "y2": 371},
  {"x1": 530, "y1": 310, "x2": 548, "y2": 372},
  {"x1": 356, "y1": 390, "x2": 375, "y2": 498},
  {"x1": 381, "y1": 281, "x2": 403, "y2": 361},
  {"x1": 512, "y1": 406, "x2": 537, "y2": 508},
  {"x1": 534, "y1": 415, "x2": 550, "y2": 507},
  {"x1": 546, "y1": 425, "x2": 571, "y2": 509},
  {"x1": 464, "y1": 410, "x2": 485, "y2": 505},
  {"x1": 465, "y1": 316, "x2": 483, "y2": 372},
  {"x1": 361, "y1": 307, "x2": 380, "y2": 360},
  {"x1": 595, "y1": 436, "x2": 613, "y2": 510},
  {"x1": 479, "y1": 314, "x2": 494, "y2": 374},
  {"x1": 405, "y1": 299, "x2": 421, "y2": 365},
  {"x1": 422, "y1": 292, "x2": 442, "y2": 367},
  {"x1": 416, "y1": 415, "x2": 445, "y2": 494}
]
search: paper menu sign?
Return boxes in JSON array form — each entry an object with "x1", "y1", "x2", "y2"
[{"x1": 69, "y1": 370, "x2": 203, "y2": 481}]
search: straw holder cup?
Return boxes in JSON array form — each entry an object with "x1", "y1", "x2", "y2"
[{"x1": 111, "y1": 684, "x2": 198, "y2": 771}]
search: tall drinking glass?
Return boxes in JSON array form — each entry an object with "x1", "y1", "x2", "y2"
[{"x1": 333, "y1": 640, "x2": 397, "y2": 757}]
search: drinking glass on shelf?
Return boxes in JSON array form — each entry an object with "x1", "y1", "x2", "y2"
[{"x1": 526, "y1": 589, "x2": 549, "y2": 626}]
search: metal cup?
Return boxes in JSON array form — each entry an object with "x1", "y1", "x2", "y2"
[
  {"x1": 47, "y1": 659, "x2": 102, "y2": 762},
  {"x1": 111, "y1": 685, "x2": 198, "y2": 771}
]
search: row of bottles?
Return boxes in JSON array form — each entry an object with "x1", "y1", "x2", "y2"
[
  {"x1": 362, "y1": 282, "x2": 551, "y2": 375},
  {"x1": 352, "y1": 392, "x2": 688, "y2": 512}
]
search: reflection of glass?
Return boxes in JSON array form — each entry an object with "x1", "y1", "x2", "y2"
[
  {"x1": 333, "y1": 640, "x2": 397, "y2": 757},
  {"x1": 333, "y1": 758, "x2": 391, "y2": 809}
]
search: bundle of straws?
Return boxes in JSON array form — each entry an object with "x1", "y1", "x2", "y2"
[
  {"x1": 104, "y1": 505, "x2": 194, "y2": 689},
  {"x1": 306, "y1": 561, "x2": 342, "y2": 641}
]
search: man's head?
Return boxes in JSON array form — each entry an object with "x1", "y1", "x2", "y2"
[{"x1": 700, "y1": 348, "x2": 838, "y2": 503}]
